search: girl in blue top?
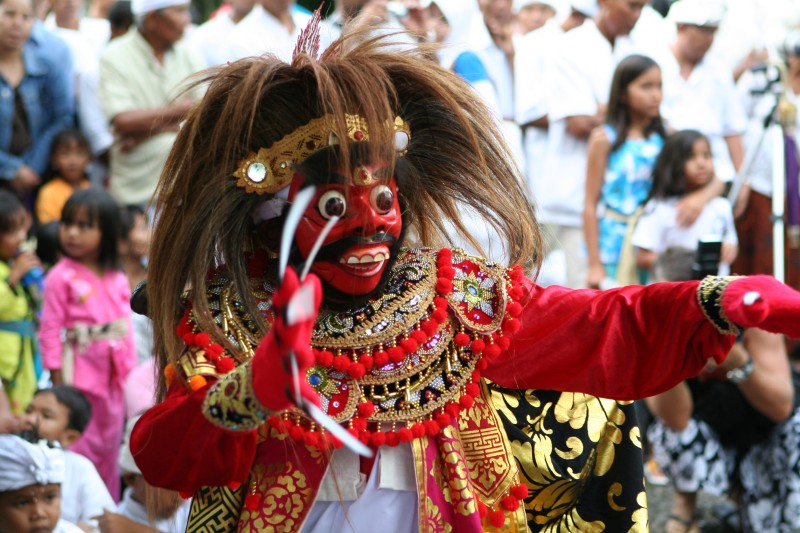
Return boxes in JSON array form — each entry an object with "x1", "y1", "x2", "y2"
[{"x1": 584, "y1": 54, "x2": 666, "y2": 289}]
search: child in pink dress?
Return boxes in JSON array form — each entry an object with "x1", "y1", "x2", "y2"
[{"x1": 39, "y1": 188, "x2": 136, "y2": 500}]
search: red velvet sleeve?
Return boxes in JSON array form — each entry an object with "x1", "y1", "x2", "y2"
[
  {"x1": 130, "y1": 377, "x2": 258, "y2": 493},
  {"x1": 482, "y1": 279, "x2": 735, "y2": 400}
]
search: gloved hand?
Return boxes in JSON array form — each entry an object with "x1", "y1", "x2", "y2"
[
  {"x1": 251, "y1": 268, "x2": 323, "y2": 412},
  {"x1": 722, "y1": 275, "x2": 800, "y2": 339}
]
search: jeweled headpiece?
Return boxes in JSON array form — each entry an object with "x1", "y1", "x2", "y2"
[{"x1": 233, "y1": 114, "x2": 411, "y2": 195}]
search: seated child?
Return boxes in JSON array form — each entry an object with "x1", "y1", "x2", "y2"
[
  {"x1": 94, "y1": 416, "x2": 190, "y2": 533},
  {"x1": 0, "y1": 433, "x2": 83, "y2": 533},
  {"x1": 22, "y1": 386, "x2": 115, "y2": 526}
]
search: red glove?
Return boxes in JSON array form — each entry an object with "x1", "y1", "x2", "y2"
[
  {"x1": 251, "y1": 268, "x2": 322, "y2": 412},
  {"x1": 722, "y1": 275, "x2": 800, "y2": 339}
]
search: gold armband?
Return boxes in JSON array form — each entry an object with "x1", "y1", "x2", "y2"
[
  {"x1": 202, "y1": 363, "x2": 270, "y2": 431},
  {"x1": 696, "y1": 275, "x2": 744, "y2": 336}
]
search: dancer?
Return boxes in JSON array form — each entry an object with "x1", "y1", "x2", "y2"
[{"x1": 131, "y1": 29, "x2": 800, "y2": 532}]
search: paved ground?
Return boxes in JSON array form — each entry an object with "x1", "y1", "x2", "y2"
[{"x1": 646, "y1": 482, "x2": 735, "y2": 532}]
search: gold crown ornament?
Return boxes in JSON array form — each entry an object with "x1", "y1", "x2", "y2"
[{"x1": 233, "y1": 114, "x2": 411, "y2": 195}]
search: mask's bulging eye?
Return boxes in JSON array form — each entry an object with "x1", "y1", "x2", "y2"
[
  {"x1": 318, "y1": 190, "x2": 347, "y2": 219},
  {"x1": 371, "y1": 185, "x2": 394, "y2": 214}
]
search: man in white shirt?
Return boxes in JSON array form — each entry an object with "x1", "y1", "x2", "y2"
[
  {"x1": 539, "y1": 0, "x2": 654, "y2": 288},
  {"x1": 98, "y1": 0, "x2": 203, "y2": 206},
  {"x1": 187, "y1": 0, "x2": 255, "y2": 67},
  {"x1": 224, "y1": 0, "x2": 311, "y2": 62},
  {"x1": 514, "y1": 4, "x2": 561, "y2": 196},
  {"x1": 660, "y1": 0, "x2": 746, "y2": 184}
]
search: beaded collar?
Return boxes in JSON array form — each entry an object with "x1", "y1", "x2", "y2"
[{"x1": 176, "y1": 247, "x2": 526, "y2": 451}]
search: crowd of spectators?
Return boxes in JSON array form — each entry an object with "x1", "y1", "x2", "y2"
[{"x1": 1, "y1": 0, "x2": 800, "y2": 531}]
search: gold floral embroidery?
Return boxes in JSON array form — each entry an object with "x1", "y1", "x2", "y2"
[
  {"x1": 238, "y1": 462, "x2": 313, "y2": 532},
  {"x1": 422, "y1": 496, "x2": 453, "y2": 533},
  {"x1": 440, "y1": 426, "x2": 478, "y2": 516}
]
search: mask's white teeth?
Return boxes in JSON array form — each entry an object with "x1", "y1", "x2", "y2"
[{"x1": 339, "y1": 251, "x2": 389, "y2": 265}]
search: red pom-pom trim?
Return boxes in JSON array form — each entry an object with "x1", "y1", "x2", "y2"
[
  {"x1": 433, "y1": 297, "x2": 449, "y2": 310},
  {"x1": 303, "y1": 431, "x2": 320, "y2": 447},
  {"x1": 316, "y1": 350, "x2": 334, "y2": 367},
  {"x1": 215, "y1": 357, "x2": 235, "y2": 374},
  {"x1": 194, "y1": 332, "x2": 211, "y2": 348},
  {"x1": 370, "y1": 431, "x2": 386, "y2": 447},
  {"x1": 289, "y1": 425, "x2": 305, "y2": 441},
  {"x1": 352, "y1": 417, "x2": 368, "y2": 431},
  {"x1": 385, "y1": 431, "x2": 400, "y2": 447},
  {"x1": 205, "y1": 343, "x2": 224, "y2": 360},
  {"x1": 488, "y1": 510, "x2": 506, "y2": 528},
  {"x1": 176, "y1": 321, "x2": 192, "y2": 337},
  {"x1": 244, "y1": 494, "x2": 260, "y2": 511},
  {"x1": 459, "y1": 395, "x2": 474, "y2": 410},
  {"x1": 506, "y1": 301, "x2": 522, "y2": 318},
  {"x1": 411, "y1": 423, "x2": 426, "y2": 438},
  {"x1": 348, "y1": 363, "x2": 366, "y2": 380},
  {"x1": 497, "y1": 336, "x2": 511, "y2": 350},
  {"x1": 398, "y1": 427, "x2": 414, "y2": 442},
  {"x1": 421, "y1": 319, "x2": 438, "y2": 336},
  {"x1": 400, "y1": 338, "x2": 418, "y2": 354},
  {"x1": 504, "y1": 318, "x2": 522, "y2": 335},
  {"x1": 444, "y1": 402, "x2": 461, "y2": 418},
  {"x1": 435, "y1": 412, "x2": 451, "y2": 427},
  {"x1": 484, "y1": 344, "x2": 501, "y2": 359},
  {"x1": 357, "y1": 402, "x2": 375, "y2": 418},
  {"x1": 374, "y1": 351, "x2": 389, "y2": 367},
  {"x1": 438, "y1": 265, "x2": 456, "y2": 279},
  {"x1": 437, "y1": 248, "x2": 453, "y2": 266},
  {"x1": 501, "y1": 496, "x2": 520, "y2": 511},
  {"x1": 436, "y1": 277, "x2": 452, "y2": 294},
  {"x1": 478, "y1": 500, "x2": 488, "y2": 518},
  {"x1": 471, "y1": 339, "x2": 486, "y2": 354},
  {"x1": 511, "y1": 483, "x2": 529, "y2": 499},
  {"x1": 465, "y1": 383, "x2": 481, "y2": 397},
  {"x1": 424, "y1": 419, "x2": 440, "y2": 436},
  {"x1": 475, "y1": 357, "x2": 488, "y2": 371},
  {"x1": 411, "y1": 330, "x2": 428, "y2": 344},
  {"x1": 182, "y1": 333, "x2": 196, "y2": 346},
  {"x1": 359, "y1": 355, "x2": 374, "y2": 370},
  {"x1": 333, "y1": 355, "x2": 351, "y2": 373},
  {"x1": 431, "y1": 308, "x2": 448, "y2": 323},
  {"x1": 388, "y1": 346, "x2": 405, "y2": 363},
  {"x1": 454, "y1": 333, "x2": 471, "y2": 347}
]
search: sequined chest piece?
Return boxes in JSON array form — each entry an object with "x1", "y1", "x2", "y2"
[{"x1": 193, "y1": 247, "x2": 525, "y2": 449}]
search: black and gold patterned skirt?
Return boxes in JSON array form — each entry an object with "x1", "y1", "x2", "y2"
[{"x1": 489, "y1": 386, "x2": 648, "y2": 532}]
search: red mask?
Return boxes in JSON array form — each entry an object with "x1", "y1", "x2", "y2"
[{"x1": 288, "y1": 161, "x2": 403, "y2": 298}]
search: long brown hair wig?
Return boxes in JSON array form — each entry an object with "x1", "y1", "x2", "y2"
[{"x1": 148, "y1": 34, "x2": 541, "y2": 391}]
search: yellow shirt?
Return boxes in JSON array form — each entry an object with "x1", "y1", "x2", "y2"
[{"x1": 35, "y1": 177, "x2": 91, "y2": 224}]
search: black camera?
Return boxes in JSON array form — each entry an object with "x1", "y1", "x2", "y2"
[{"x1": 692, "y1": 238, "x2": 722, "y2": 279}]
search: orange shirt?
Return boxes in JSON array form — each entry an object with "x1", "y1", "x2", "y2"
[{"x1": 35, "y1": 177, "x2": 91, "y2": 224}]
